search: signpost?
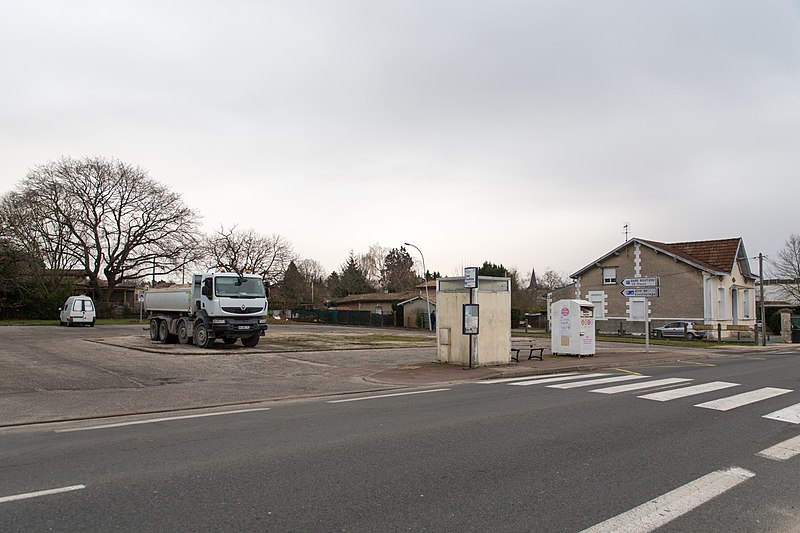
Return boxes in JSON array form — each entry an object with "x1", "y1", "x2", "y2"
[
  {"x1": 464, "y1": 267, "x2": 478, "y2": 290},
  {"x1": 464, "y1": 267, "x2": 479, "y2": 368},
  {"x1": 621, "y1": 277, "x2": 659, "y2": 287},
  {"x1": 620, "y1": 277, "x2": 660, "y2": 352},
  {"x1": 621, "y1": 287, "x2": 660, "y2": 298}
]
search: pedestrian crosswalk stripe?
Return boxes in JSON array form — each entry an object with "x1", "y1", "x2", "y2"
[
  {"x1": 478, "y1": 372, "x2": 580, "y2": 384},
  {"x1": 638, "y1": 381, "x2": 740, "y2": 402},
  {"x1": 509, "y1": 373, "x2": 611, "y2": 386},
  {"x1": 756, "y1": 434, "x2": 800, "y2": 461},
  {"x1": 547, "y1": 374, "x2": 648, "y2": 390},
  {"x1": 763, "y1": 403, "x2": 800, "y2": 424},
  {"x1": 580, "y1": 467, "x2": 754, "y2": 533},
  {"x1": 695, "y1": 387, "x2": 793, "y2": 411},
  {"x1": 590, "y1": 377, "x2": 694, "y2": 394}
]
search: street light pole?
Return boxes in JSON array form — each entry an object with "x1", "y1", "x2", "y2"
[{"x1": 404, "y1": 242, "x2": 433, "y2": 331}]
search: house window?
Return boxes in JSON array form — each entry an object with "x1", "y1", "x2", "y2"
[
  {"x1": 629, "y1": 298, "x2": 647, "y2": 321},
  {"x1": 717, "y1": 287, "x2": 726, "y2": 320},
  {"x1": 588, "y1": 291, "x2": 605, "y2": 319},
  {"x1": 602, "y1": 267, "x2": 617, "y2": 285},
  {"x1": 743, "y1": 290, "x2": 751, "y2": 319}
]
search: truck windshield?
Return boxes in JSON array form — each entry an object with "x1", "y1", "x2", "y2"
[{"x1": 214, "y1": 276, "x2": 266, "y2": 298}]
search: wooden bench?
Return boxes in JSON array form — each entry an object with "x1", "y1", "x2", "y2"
[{"x1": 510, "y1": 338, "x2": 545, "y2": 362}]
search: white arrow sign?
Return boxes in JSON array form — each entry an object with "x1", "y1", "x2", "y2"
[
  {"x1": 621, "y1": 287, "x2": 660, "y2": 297},
  {"x1": 621, "y1": 277, "x2": 659, "y2": 287}
]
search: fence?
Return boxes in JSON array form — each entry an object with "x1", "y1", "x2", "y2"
[{"x1": 292, "y1": 308, "x2": 397, "y2": 327}]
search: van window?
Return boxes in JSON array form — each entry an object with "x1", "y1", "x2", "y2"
[
  {"x1": 84, "y1": 300, "x2": 94, "y2": 311},
  {"x1": 73, "y1": 300, "x2": 83, "y2": 312}
]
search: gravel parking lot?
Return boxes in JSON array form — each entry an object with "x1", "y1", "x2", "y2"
[{"x1": 0, "y1": 324, "x2": 437, "y2": 427}]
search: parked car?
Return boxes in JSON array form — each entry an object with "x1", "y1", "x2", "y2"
[
  {"x1": 652, "y1": 321, "x2": 705, "y2": 339},
  {"x1": 59, "y1": 295, "x2": 96, "y2": 327}
]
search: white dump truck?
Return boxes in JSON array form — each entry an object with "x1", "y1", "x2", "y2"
[{"x1": 144, "y1": 271, "x2": 269, "y2": 348}]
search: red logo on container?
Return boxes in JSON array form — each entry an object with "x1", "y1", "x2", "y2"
[{"x1": 561, "y1": 308, "x2": 569, "y2": 317}]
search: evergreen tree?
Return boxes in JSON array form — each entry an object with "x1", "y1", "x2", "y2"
[
  {"x1": 384, "y1": 247, "x2": 418, "y2": 292},
  {"x1": 478, "y1": 261, "x2": 508, "y2": 277},
  {"x1": 424, "y1": 270, "x2": 441, "y2": 281},
  {"x1": 278, "y1": 261, "x2": 306, "y2": 310},
  {"x1": 334, "y1": 252, "x2": 374, "y2": 297}
]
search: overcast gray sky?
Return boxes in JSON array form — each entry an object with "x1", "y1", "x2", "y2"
[{"x1": 1, "y1": 0, "x2": 798, "y2": 279}]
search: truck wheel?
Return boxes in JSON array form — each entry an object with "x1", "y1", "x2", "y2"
[
  {"x1": 177, "y1": 321, "x2": 191, "y2": 345},
  {"x1": 149, "y1": 319, "x2": 159, "y2": 341},
  {"x1": 158, "y1": 320, "x2": 170, "y2": 344},
  {"x1": 222, "y1": 337, "x2": 237, "y2": 345},
  {"x1": 241, "y1": 335, "x2": 260, "y2": 348},
  {"x1": 194, "y1": 323, "x2": 212, "y2": 349}
]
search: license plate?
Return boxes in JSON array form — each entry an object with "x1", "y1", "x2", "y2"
[{"x1": 237, "y1": 326, "x2": 250, "y2": 330}]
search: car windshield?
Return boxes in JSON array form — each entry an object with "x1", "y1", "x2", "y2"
[{"x1": 214, "y1": 276, "x2": 265, "y2": 298}]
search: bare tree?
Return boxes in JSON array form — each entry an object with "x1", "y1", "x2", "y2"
[
  {"x1": 296, "y1": 258, "x2": 327, "y2": 284},
  {"x1": 770, "y1": 234, "x2": 800, "y2": 302},
  {"x1": 200, "y1": 225, "x2": 295, "y2": 284},
  {"x1": 296, "y1": 258, "x2": 328, "y2": 307},
  {"x1": 536, "y1": 268, "x2": 569, "y2": 292},
  {"x1": 9, "y1": 157, "x2": 200, "y2": 304},
  {"x1": 0, "y1": 190, "x2": 78, "y2": 295},
  {"x1": 358, "y1": 243, "x2": 389, "y2": 291}
]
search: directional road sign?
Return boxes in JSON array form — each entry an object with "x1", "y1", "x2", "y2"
[
  {"x1": 621, "y1": 277, "x2": 659, "y2": 287},
  {"x1": 621, "y1": 287, "x2": 660, "y2": 297}
]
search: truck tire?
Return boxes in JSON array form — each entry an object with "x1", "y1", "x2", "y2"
[
  {"x1": 149, "y1": 319, "x2": 159, "y2": 341},
  {"x1": 177, "y1": 320, "x2": 191, "y2": 345},
  {"x1": 158, "y1": 320, "x2": 170, "y2": 344},
  {"x1": 194, "y1": 322, "x2": 212, "y2": 349},
  {"x1": 241, "y1": 335, "x2": 260, "y2": 348}
]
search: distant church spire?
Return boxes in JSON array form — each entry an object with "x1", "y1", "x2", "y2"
[{"x1": 528, "y1": 266, "x2": 538, "y2": 290}]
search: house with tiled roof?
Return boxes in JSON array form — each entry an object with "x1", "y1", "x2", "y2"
[
  {"x1": 558, "y1": 237, "x2": 756, "y2": 339},
  {"x1": 332, "y1": 280, "x2": 439, "y2": 328},
  {"x1": 331, "y1": 291, "x2": 418, "y2": 313},
  {"x1": 396, "y1": 281, "x2": 438, "y2": 328}
]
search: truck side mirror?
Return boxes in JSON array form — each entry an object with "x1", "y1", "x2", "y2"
[
  {"x1": 263, "y1": 282, "x2": 270, "y2": 298},
  {"x1": 202, "y1": 279, "x2": 213, "y2": 299}
]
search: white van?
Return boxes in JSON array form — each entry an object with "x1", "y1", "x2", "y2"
[{"x1": 59, "y1": 296, "x2": 96, "y2": 327}]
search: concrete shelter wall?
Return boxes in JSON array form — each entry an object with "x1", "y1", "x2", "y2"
[{"x1": 436, "y1": 277, "x2": 511, "y2": 366}]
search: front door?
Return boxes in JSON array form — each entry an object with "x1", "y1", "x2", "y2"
[{"x1": 731, "y1": 288, "x2": 738, "y2": 325}]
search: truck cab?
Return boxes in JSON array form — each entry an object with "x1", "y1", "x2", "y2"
[{"x1": 193, "y1": 271, "x2": 269, "y2": 347}]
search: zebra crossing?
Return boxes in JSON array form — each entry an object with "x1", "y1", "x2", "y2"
[{"x1": 480, "y1": 372, "x2": 800, "y2": 424}]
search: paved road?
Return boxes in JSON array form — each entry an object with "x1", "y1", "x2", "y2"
[{"x1": 2, "y1": 352, "x2": 799, "y2": 531}]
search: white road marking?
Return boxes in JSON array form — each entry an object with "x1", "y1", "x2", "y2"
[
  {"x1": 0, "y1": 485, "x2": 86, "y2": 504},
  {"x1": 580, "y1": 467, "x2": 755, "y2": 533},
  {"x1": 509, "y1": 373, "x2": 610, "y2": 386},
  {"x1": 638, "y1": 381, "x2": 740, "y2": 402},
  {"x1": 763, "y1": 402, "x2": 800, "y2": 424},
  {"x1": 478, "y1": 372, "x2": 580, "y2": 384},
  {"x1": 757, "y1": 434, "x2": 800, "y2": 461},
  {"x1": 695, "y1": 387, "x2": 793, "y2": 411},
  {"x1": 327, "y1": 389, "x2": 450, "y2": 403},
  {"x1": 55, "y1": 408, "x2": 271, "y2": 433},
  {"x1": 591, "y1": 377, "x2": 694, "y2": 394},
  {"x1": 547, "y1": 375, "x2": 648, "y2": 389}
]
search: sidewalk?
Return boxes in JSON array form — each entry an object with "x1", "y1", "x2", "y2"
[{"x1": 369, "y1": 342, "x2": 799, "y2": 386}]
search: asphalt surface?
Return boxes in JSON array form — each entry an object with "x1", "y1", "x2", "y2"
[
  {"x1": 2, "y1": 353, "x2": 800, "y2": 531},
  {"x1": 0, "y1": 324, "x2": 796, "y2": 427}
]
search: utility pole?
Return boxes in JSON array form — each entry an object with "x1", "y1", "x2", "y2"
[{"x1": 759, "y1": 253, "x2": 766, "y2": 346}]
